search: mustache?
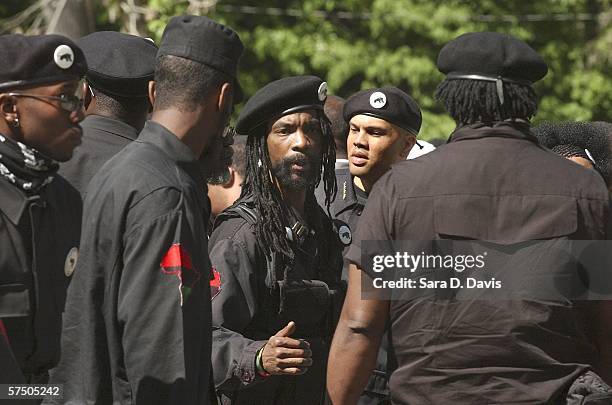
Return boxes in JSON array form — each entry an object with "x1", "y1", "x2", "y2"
[{"x1": 282, "y1": 153, "x2": 314, "y2": 167}]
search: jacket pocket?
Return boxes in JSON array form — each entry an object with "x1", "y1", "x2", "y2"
[
  {"x1": 0, "y1": 284, "x2": 30, "y2": 317},
  {"x1": 434, "y1": 194, "x2": 577, "y2": 240}
]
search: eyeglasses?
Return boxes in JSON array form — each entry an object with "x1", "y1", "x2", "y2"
[
  {"x1": 8, "y1": 92, "x2": 84, "y2": 113},
  {"x1": 7, "y1": 80, "x2": 87, "y2": 113}
]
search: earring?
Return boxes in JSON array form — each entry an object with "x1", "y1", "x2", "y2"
[{"x1": 12, "y1": 118, "x2": 19, "y2": 128}]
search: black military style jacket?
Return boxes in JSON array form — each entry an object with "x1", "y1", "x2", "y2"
[
  {"x1": 46, "y1": 121, "x2": 212, "y2": 405},
  {"x1": 347, "y1": 122, "x2": 612, "y2": 405},
  {"x1": 208, "y1": 197, "x2": 344, "y2": 405},
  {"x1": 0, "y1": 173, "x2": 81, "y2": 380},
  {"x1": 59, "y1": 114, "x2": 139, "y2": 197}
]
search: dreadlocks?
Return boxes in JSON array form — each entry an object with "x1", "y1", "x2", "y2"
[
  {"x1": 241, "y1": 111, "x2": 337, "y2": 257},
  {"x1": 435, "y1": 79, "x2": 538, "y2": 125}
]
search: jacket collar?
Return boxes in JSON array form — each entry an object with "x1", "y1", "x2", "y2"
[
  {"x1": 449, "y1": 121, "x2": 539, "y2": 144},
  {"x1": 136, "y1": 120, "x2": 204, "y2": 186},
  {"x1": 330, "y1": 167, "x2": 361, "y2": 217},
  {"x1": 82, "y1": 115, "x2": 139, "y2": 142},
  {"x1": 0, "y1": 178, "x2": 49, "y2": 225},
  {"x1": 137, "y1": 120, "x2": 202, "y2": 163}
]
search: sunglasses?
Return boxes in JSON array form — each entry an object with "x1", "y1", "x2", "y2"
[{"x1": 8, "y1": 79, "x2": 87, "y2": 113}]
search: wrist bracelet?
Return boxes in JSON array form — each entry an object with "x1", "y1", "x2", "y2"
[{"x1": 256, "y1": 345, "x2": 271, "y2": 377}]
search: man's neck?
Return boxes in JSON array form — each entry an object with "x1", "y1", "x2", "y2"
[
  {"x1": 283, "y1": 190, "x2": 306, "y2": 217},
  {"x1": 276, "y1": 182, "x2": 307, "y2": 217},
  {"x1": 89, "y1": 109, "x2": 146, "y2": 133},
  {"x1": 151, "y1": 109, "x2": 206, "y2": 158}
]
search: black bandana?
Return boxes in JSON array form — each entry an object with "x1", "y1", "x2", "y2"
[{"x1": 0, "y1": 133, "x2": 58, "y2": 194}]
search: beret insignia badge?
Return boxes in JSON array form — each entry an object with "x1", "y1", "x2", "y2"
[
  {"x1": 64, "y1": 247, "x2": 79, "y2": 277},
  {"x1": 369, "y1": 91, "x2": 387, "y2": 109},
  {"x1": 317, "y1": 81, "x2": 328, "y2": 101},
  {"x1": 54, "y1": 45, "x2": 74, "y2": 69},
  {"x1": 338, "y1": 224, "x2": 352, "y2": 246}
]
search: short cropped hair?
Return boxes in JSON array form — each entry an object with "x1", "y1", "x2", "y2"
[
  {"x1": 92, "y1": 88, "x2": 150, "y2": 119},
  {"x1": 231, "y1": 142, "x2": 246, "y2": 180},
  {"x1": 154, "y1": 55, "x2": 231, "y2": 112}
]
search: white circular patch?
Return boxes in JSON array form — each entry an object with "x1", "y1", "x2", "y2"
[
  {"x1": 317, "y1": 82, "x2": 328, "y2": 101},
  {"x1": 64, "y1": 247, "x2": 78, "y2": 277},
  {"x1": 338, "y1": 225, "x2": 352, "y2": 246},
  {"x1": 54, "y1": 45, "x2": 74, "y2": 69},
  {"x1": 369, "y1": 91, "x2": 387, "y2": 109}
]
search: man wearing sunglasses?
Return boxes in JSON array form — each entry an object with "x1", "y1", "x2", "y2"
[{"x1": 0, "y1": 34, "x2": 87, "y2": 384}]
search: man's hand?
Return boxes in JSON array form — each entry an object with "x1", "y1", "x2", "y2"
[{"x1": 260, "y1": 321, "x2": 312, "y2": 375}]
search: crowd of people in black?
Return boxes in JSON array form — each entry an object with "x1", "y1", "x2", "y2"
[{"x1": 0, "y1": 13, "x2": 611, "y2": 405}]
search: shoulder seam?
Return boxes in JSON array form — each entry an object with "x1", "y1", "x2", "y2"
[{"x1": 127, "y1": 186, "x2": 182, "y2": 210}]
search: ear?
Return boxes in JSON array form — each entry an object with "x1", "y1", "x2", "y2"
[
  {"x1": 0, "y1": 93, "x2": 19, "y2": 126},
  {"x1": 222, "y1": 167, "x2": 236, "y2": 189},
  {"x1": 400, "y1": 133, "x2": 417, "y2": 159},
  {"x1": 217, "y1": 82, "x2": 232, "y2": 113},
  {"x1": 148, "y1": 80, "x2": 156, "y2": 107},
  {"x1": 84, "y1": 84, "x2": 94, "y2": 110}
]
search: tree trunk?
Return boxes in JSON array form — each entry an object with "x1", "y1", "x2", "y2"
[{"x1": 44, "y1": 0, "x2": 95, "y2": 39}]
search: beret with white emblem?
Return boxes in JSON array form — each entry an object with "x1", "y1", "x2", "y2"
[
  {"x1": 236, "y1": 75, "x2": 328, "y2": 135},
  {"x1": 0, "y1": 34, "x2": 87, "y2": 91},
  {"x1": 76, "y1": 31, "x2": 157, "y2": 97},
  {"x1": 343, "y1": 87, "x2": 422, "y2": 135}
]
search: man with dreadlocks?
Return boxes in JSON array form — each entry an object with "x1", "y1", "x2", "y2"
[
  {"x1": 328, "y1": 32, "x2": 612, "y2": 404},
  {"x1": 208, "y1": 75, "x2": 344, "y2": 404}
]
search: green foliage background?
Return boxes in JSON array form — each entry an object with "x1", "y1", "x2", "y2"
[{"x1": 3, "y1": 0, "x2": 611, "y2": 140}]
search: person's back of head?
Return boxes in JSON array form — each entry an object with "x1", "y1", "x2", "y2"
[
  {"x1": 153, "y1": 54, "x2": 232, "y2": 113},
  {"x1": 435, "y1": 32, "x2": 547, "y2": 126},
  {"x1": 324, "y1": 95, "x2": 348, "y2": 159},
  {"x1": 77, "y1": 31, "x2": 157, "y2": 132},
  {"x1": 208, "y1": 141, "x2": 246, "y2": 217},
  {"x1": 154, "y1": 15, "x2": 243, "y2": 114},
  {"x1": 152, "y1": 15, "x2": 244, "y2": 160},
  {"x1": 534, "y1": 121, "x2": 611, "y2": 185}
]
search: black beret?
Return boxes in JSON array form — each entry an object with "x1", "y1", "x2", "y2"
[
  {"x1": 77, "y1": 31, "x2": 157, "y2": 97},
  {"x1": 158, "y1": 15, "x2": 244, "y2": 101},
  {"x1": 343, "y1": 87, "x2": 422, "y2": 134},
  {"x1": 236, "y1": 75, "x2": 328, "y2": 135},
  {"x1": 0, "y1": 34, "x2": 87, "y2": 91},
  {"x1": 437, "y1": 32, "x2": 548, "y2": 84}
]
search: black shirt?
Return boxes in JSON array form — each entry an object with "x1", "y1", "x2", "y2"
[
  {"x1": 347, "y1": 122, "x2": 611, "y2": 404},
  {"x1": 59, "y1": 114, "x2": 138, "y2": 197},
  {"x1": 46, "y1": 121, "x2": 212, "y2": 405}
]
